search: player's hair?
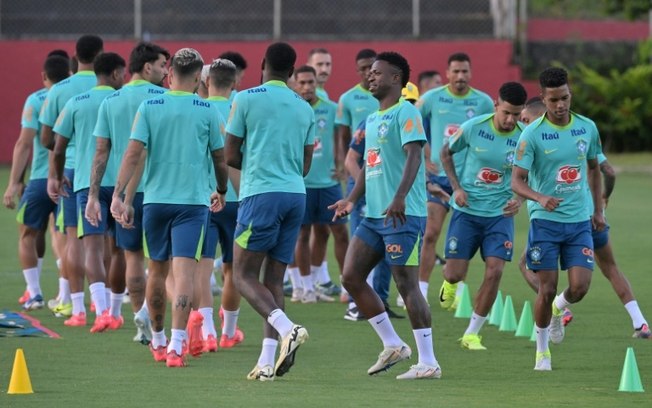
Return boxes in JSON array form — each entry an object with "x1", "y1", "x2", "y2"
[
  {"x1": 209, "y1": 58, "x2": 237, "y2": 89},
  {"x1": 75, "y1": 34, "x2": 104, "y2": 64},
  {"x1": 129, "y1": 42, "x2": 170, "y2": 74},
  {"x1": 265, "y1": 42, "x2": 296, "y2": 74},
  {"x1": 539, "y1": 67, "x2": 568, "y2": 89},
  {"x1": 448, "y1": 52, "x2": 470, "y2": 66},
  {"x1": 47, "y1": 49, "x2": 69, "y2": 59},
  {"x1": 375, "y1": 51, "x2": 410, "y2": 87},
  {"x1": 43, "y1": 55, "x2": 71, "y2": 83},
  {"x1": 170, "y1": 48, "x2": 204, "y2": 77},
  {"x1": 308, "y1": 48, "x2": 329, "y2": 57},
  {"x1": 218, "y1": 51, "x2": 247, "y2": 71},
  {"x1": 524, "y1": 96, "x2": 547, "y2": 116},
  {"x1": 356, "y1": 48, "x2": 377, "y2": 61},
  {"x1": 499, "y1": 82, "x2": 527, "y2": 106},
  {"x1": 94, "y1": 52, "x2": 126, "y2": 77},
  {"x1": 418, "y1": 70, "x2": 440, "y2": 83},
  {"x1": 294, "y1": 65, "x2": 316, "y2": 77}
]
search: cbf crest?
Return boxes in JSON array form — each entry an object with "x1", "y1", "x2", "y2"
[
  {"x1": 504, "y1": 150, "x2": 515, "y2": 168},
  {"x1": 529, "y1": 246, "x2": 542, "y2": 264},
  {"x1": 576, "y1": 139, "x2": 587, "y2": 159},
  {"x1": 377, "y1": 122, "x2": 389, "y2": 143},
  {"x1": 317, "y1": 117, "x2": 327, "y2": 130},
  {"x1": 447, "y1": 237, "x2": 458, "y2": 254},
  {"x1": 466, "y1": 108, "x2": 475, "y2": 119}
]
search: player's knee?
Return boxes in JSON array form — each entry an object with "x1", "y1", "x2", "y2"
[
  {"x1": 568, "y1": 281, "x2": 591, "y2": 302},
  {"x1": 341, "y1": 270, "x2": 363, "y2": 293}
]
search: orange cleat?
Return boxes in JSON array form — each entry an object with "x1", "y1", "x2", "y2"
[
  {"x1": 219, "y1": 328, "x2": 245, "y2": 348},
  {"x1": 186, "y1": 310, "x2": 204, "y2": 357},
  {"x1": 150, "y1": 344, "x2": 168, "y2": 362},
  {"x1": 166, "y1": 350, "x2": 186, "y2": 368},
  {"x1": 18, "y1": 290, "x2": 30, "y2": 304},
  {"x1": 64, "y1": 313, "x2": 87, "y2": 327},
  {"x1": 90, "y1": 311, "x2": 112, "y2": 333},
  {"x1": 203, "y1": 334, "x2": 218, "y2": 353},
  {"x1": 108, "y1": 315, "x2": 124, "y2": 330}
]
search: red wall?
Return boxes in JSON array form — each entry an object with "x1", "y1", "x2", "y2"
[{"x1": 0, "y1": 40, "x2": 520, "y2": 163}]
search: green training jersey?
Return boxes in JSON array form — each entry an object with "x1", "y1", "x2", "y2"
[
  {"x1": 53, "y1": 86, "x2": 116, "y2": 191},
  {"x1": 448, "y1": 113, "x2": 522, "y2": 217},
  {"x1": 515, "y1": 112, "x2": 602, "y2": 223},
  {"x1": 40, "y1": 71, "x2": 97, "y2": 170},
  {"x1": 21, "y1": 88, "x2": 49, "y2": 180},
  {"x1": 94, "y1": 80, "x2": 166, "y2": 191},
  {"x1": 335, "y1": 84, "x2": 379, "y2": 130},
  {"x1": 305, "y1": 98, "x2": 339, "y2": 189},
  {"x1": 364, "y1": 99, "x2": 427, "y2": 219},
  {"x1": 226, "y1": 80, "x2": 315, "y2": 200},
  {"x1": 130, "y1": 91, "x2": 224, "y2": 206},
  {"x1": 417, "y1": 85, "x2": 493, "y2": 176},
  {"x1": 206, "y1": 96, "x2": 236, "y2": 202}
]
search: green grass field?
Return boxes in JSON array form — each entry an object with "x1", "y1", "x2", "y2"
[{"x1": 0, "y1": 161, "x2": 650, "y2": 407}]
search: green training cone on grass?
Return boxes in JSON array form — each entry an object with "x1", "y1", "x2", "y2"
[
  {"x1": 515, "y1": 300, "x2": 534, "y2": 337},
  {"x1": 618, "y1": 347, "x2": 644, "y2": 392},
  {"x1": 530, "y1": 324, "x2": 537, "y2": 342},
  {"x1": 499, "y1": 295, "x2": 517, "y2": 332},
  {"x1": 454, "y1": 283, "x2": 472, "y2": 319},
  {"x1": 488, "y1": 290, "x2": 503, "y2": 326}
]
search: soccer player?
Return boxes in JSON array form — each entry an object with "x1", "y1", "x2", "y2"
[
  {"x1": 87, "y1": 42, "x2": 170, "y2": 344},
  {"x1": 111, "y1": 48, "x2": 228, "y2": 368},
  {"x1": 225, "y1": 42, "x2": 312, "y2": 382},
  {"x1": 512, "y1": 67, "x2": 605, "y2": 371},
  {"x1": 3, "y1": 53, "x2": 71, "y2": 311},
  {"x1": 307, "y1": 48, "x2": 332, "y2": 101},
  {"x1": 417, "y1": 70, "x2": 442, "y2": 93},
  {"x1": 330, "y1": 52, "x2": 441, "y2": 380},
  {"x1": 49, "y1": 52, "x2": 126, "y2": 332},
  {"x1": 288, "y1": 65, "x2": 346, "y2": 304},
  {"x1": 440, "y1": 82, "x2": 528, "y2": 350},
  {"x1": 40, "y1": 34, "x2": 103, "y2": 319},
  {"x1": 519, "y1": 97, "x2": 546, "y2": 125},
  {"x1": 417, "y1": 52, "x2": 494, "y2": 307},
  {"x1": 197, "y1": 58, "x2": 245, "y2": 351},
  {"x1": 218, "y1": 51, "x2": 247, "y2": 102}
]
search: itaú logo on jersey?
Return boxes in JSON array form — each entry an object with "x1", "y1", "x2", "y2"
[
  {"x1": 476, "y1": 167, "x2": 503, "y2": 184},
  {"x1": 556, "y1": 165, "x2": 581, "y2": 184},
  {"x1": 366, "y1": 148, "x2": 382, "y2": 168}
]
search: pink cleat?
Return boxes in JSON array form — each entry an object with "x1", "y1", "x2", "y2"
[{"x1": 219, "y1": 328, "x2": 245, "y2": 348}]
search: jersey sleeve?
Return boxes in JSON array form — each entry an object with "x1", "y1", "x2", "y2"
[
  {"x1": 21, "y1": 94, "x2": 40, "y2": 130},
  {"x1": 399, "y1": 105, "x2": 427, "y2": 147},
  {"x1": 479, "y1": 93, "x2": 495, "y2": 115},
  {"x1": 304, "y1": 109, "x2": 316, "y2": 146},
  {"x1": 448, "y1": 120, "x2": 471, "y2": 153},
  {"x1": 129, "y1": 103, "x2": 150, "y2": 148},
  {"x1": 225, "y1": 92, "x2": 246, "y2": 138},
  {"x1": 349, "y1": 120, "x2": 366, "y2": 156},
  {"x1": 586, "y1": 121, "x2": 602, "y2": 160},
  {"x1": 209, "y1": 107, "x2": 226, "y2": 151},
  {"x1": 93, "y1": 99, "x2": 111, "y2": 139},
  {"x1": 39, "y1": 90, "x2": 60, "y2": 127},
  {"x1": 334, "y1": 95, "x2": 351, "y2": 127},
  {"x1": 514, "y1": 128, "x2": 535, "y2": 171},
  {"x1": 52, "y1": 100, "x2": 74, "y2": 140}
]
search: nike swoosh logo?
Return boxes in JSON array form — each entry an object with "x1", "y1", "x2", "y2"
[
  {"x1": 587, "y1": 259, "x2": 593, "y2": 263},
  {"x1": 475, "y1": 147, "x2": 488, "y2": 152},
  {"x1": 438, "y1": 109, "x2": 449, "y2": 114},
  {"x1": 376, "y1": 318, "x2": 386, "y2": 324},
  {"x1": 390, "y1": 255, "x2": 402, "y2": 259},
  {"x1": 355, "y1": 107, "x2": 367, "y2": 112},
  {"x1": 544, "y1": 149, "x2": 558, "y2": 154},
  {"x1": 423, "y1": 333, "x2": 432, "y2": 338}
]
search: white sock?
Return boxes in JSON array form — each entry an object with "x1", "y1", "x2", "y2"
[
  {"x1": 413, "y1": 328, "x2": 437, "y2": 367},
  {"x1": 368, "y1": 312, "x2": 403, "y2": 348},
  {"x1": 283, "y1": 267, "x2": 289, "y2": 284},
  {"x1": 310, "y1": 265, "x2": 321, "y2": 284},
  {"x1": 199, "y1": 307, "x2": 216, "y2": 338},
  {"x1": 209, "y1": 272, "x2": 217, "y2": 287},
  {"x1": 418, "y1": 281, "x2": 429, "y2": 300},
  {"x1": 301, "y1": 274, "x2": 314, "y2": 292},
  {"x1": 258, "y1": 338, "x2": 278, "y2": 367},
  {"x1": 138, "y1": 301, "x2": 149, "y2": 316},
  {"x1": 59, "y1": 278, "x2": 71, "y2": 303},
  {"x1": 288, "y1": 267, "x2": 302, "y2": 289},
  {"x1": 89, "y1": 282, "x2": 107, "y2": 316},
  {"x1": 318, "y1": 261, "x2": 330, "y2": 284},
  {"x1": 348, "y1": 301, "x2": 356, "y2": 310},
  {"x1": 152, "y1": 329, "x2": 167, "y2": 348},
  {"x1": 23, "y1": 267, "x2": 41, "y2": 298},
  {"x1": 56, "y1": 258, "x2": 62, "y2": 270},
  {"x1": 168, "y1": 329, "x2": 187, "y2": 355},
  {"x1": 37, "y1": 257, "x2": 44, "y2": 276},
  {"x1": 222, "y1": 308, "x2": 240, "y2": 338},
  {"x1": 464, "y1": 312, "x2": 488, "y2": 336},
  {"x1": 110, "y1": 292, "x2": 124, "y2": 318},
  {"x1": 455, "y1": 281, "x2": 465, "y2": 297},
  {"x1": 535, "y1": 325, "x2": 549, "y2": 353},
  {"x1": 105, "y1": 288, "x2": 112, "y2": 311},
  {"x1": 624, "y1": 300, "x2": 647, "y2": 329},
  {"x1": 554, "y1": 292, "x2": 571, "y2": 311},
  {"x1": 341, "y1": 275, "x2": 348, "y2": 296},
  {"x1": 267, "y1": 309, "x2": 294, "y2": 338},
  {"x1": 71, "y1": 292, "x2": 85, "y2": 315},
  {"x1": 366, "y1": 268, "x2": 375, "y2": 286}
]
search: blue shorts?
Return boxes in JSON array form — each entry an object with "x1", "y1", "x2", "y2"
[
  {"x1": 592, "y1": 223, "x2": 610, "y2": 250},
  {"x1": 527, "y1": 219, "x2": 594, "y2": 271},
  {"x1": 445, "y1": 210, "x2": 514, "y2": 261},
  {"x1": 427, "y1": 174, "x2": 453, "y2": 209},
  {"x1": 56, "y1": 168, "x2": 77, "y2": 231},
  {"x1": 202, "y1": 201, "x2": 238, "y2": 262},
  {"x1": 16, "y1": 179, "x2": 56, "y2": 230},
  {"x1": 354, "y1": 216, "x2": 426, "y2": 266},
  {"x1": 76, "y1": 187, "x2": 115, "y2": 238},
  {"x1": 234, "y1": 192, "x2": 305, "y2": 264},
  {"x1": 143, "y1": 203, "x2": 209, "y2": 261},
  {"x1": 346, "y1": 181, "x2": 366, "y2": 237},
  {"x1": 303, "y1": 185, "x2": 346, "y2": 225},
  {"x1": 116, "y1": 192, "x2": 144, "y2": 251}
]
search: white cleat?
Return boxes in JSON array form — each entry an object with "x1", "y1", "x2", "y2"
[
  {"x1": 247, "y1": 365, "x2": 274, "y2": 381},
  {"x1": 396, "y1": 363, "x2": 442, "y2": 380},
  {"x1": 534, "y1": 350, "x2": 552, "y2": 371},
  {"x1": 368, "y1": 344, "x2": 412, "y2": 375},
  {"x1": 275, "y1": 325, "x2": 309, "y2": 377}
]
